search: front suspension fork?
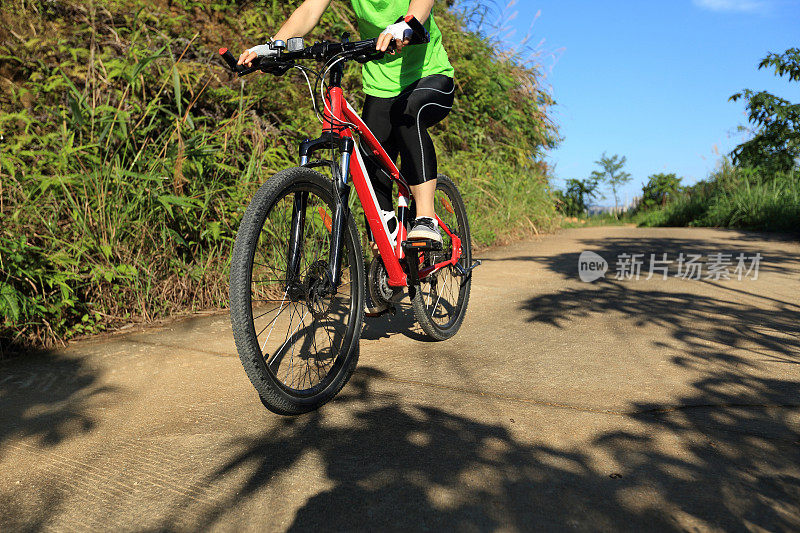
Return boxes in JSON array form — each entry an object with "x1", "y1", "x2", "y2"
[
  {"x1": 286, "y1": 191, "x2": 308, "y2": 284},
  {"x1": 327, "y1": 142, "x2": 353, "y2": 289},
  {"x1": 287, "y1": 139, "x2": 353, "y2": 293}
]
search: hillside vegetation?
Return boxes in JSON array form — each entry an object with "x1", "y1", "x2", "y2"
[
  {"x1": 0, "y1": 0, "x2": 558, "y2": 352},
  {"x1": 637, "y1": 163, "x2": 799, "y2": 231}
]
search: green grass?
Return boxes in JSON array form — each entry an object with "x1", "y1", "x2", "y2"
[
  {"x1": 637, "y1": 162, "x2": 800, "y2": 232},
  {"x1": 0, "y1": 0, "x2": 558, "y2": 352},
  {"x1": 561, "y1": 212, "x2": 634, "y2": 229}
]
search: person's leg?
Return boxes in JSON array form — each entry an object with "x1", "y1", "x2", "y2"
[
  {"x1": 410, "y1": 180, "x2": 437, "y2": 218},
  {"x1": 393, "y1": 75, "x2": 455, "y2": 240},
  {"x1": 362, "y1": 94, "x2": 400, "y2": 257}
]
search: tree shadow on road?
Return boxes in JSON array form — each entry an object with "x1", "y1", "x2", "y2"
[
  {"x1": 519, "y1": 232, "x2": 800, "y2": 367},
  {"x1": 0, "y1": 351, "x2": 118, "y2": 453},
  {"x1": 0, "y1": 351, "x2": 120, "y2": 529},
  {"x1": 512, "y1": 236, "x2": 800, "y2": 529},
  {"x1": 160, "y1": 231, "x2": 800, "y2": 530},
  {"x1": 165, "y1": 368, "x2": 675, "y2": 531},
  {"x1": 163, "y1": 365, "x2": 800, "y2": 531}
]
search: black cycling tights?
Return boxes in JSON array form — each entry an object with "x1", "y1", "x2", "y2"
[{"x1": 361, "y1": 74, "x2": 455, "y2": 213}]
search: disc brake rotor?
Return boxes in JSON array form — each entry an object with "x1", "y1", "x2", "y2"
[{"x1": 305, "y1": 260, "x2": 333, "y2": 320}]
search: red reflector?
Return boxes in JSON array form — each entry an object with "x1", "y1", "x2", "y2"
[
  {"x1": 219, "y1": 48, "x2": 228, "y2": 55},
  {"x1": 318, "y1": 206, "x2": 332, "y2": 233}
]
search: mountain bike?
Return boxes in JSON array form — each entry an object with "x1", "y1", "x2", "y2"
[{"x1": 221, "y1": 28, "x2": 481, "y2": 415}]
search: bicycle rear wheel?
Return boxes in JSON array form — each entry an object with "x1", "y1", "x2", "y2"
[
  {"x1": 410, "y1": 174, "x2": 472, "y2": 341},
  {"x1": 229, "y1": 167, "x2": 364, "y2": 415}
]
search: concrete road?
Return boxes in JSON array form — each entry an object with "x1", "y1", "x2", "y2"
[{"x1": 2, "y1": 227, "x2": 800, "y2": 532}]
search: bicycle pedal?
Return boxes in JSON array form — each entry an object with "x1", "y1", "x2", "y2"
[
  {"x1": 402, "y1": 240, "x2": 443, "y2": 252},
  {"x1": 454, "y1": 259, "x2": 482, "y2": 277}
]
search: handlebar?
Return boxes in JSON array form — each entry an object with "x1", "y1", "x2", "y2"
[
  {"x1": 219, "y1": 17, "x2": 430, "y2": 77},
  {"x1": 219, "y1": 37, "x2": 395, "y2": 77}
]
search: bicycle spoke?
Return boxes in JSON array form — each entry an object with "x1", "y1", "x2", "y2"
[
  {"x1": 252, "y1": 298, "x2": 293, "y2": 305},
  {"x1": 282, "y1": 308, "x2": 310, "y2": 388},
  {"x1": 311, "y1": 328, "x2": 324, "y2": 385},
  {"x1": 253, "y1": 261, "x2": 286, "y2": 273},
  {"x1": 322, "y1": 319, "x2": 335, "y2": 355},
  {"x1": 267, "y1": 302, "x2": 297, "y2": 367},
  {"x1": 256, "y1": 289, "x2": 291, "y2": 351},
  {"x1": 431, "y1": 273, "x2": 445, "y2": 318},
  {"x1": 253, "y1": 302, "x2": 286, "y2": 323}
]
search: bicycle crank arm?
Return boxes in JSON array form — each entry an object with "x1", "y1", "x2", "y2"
[{"x1": 453, "y1": 259, "x2": 482, "y2": 277}]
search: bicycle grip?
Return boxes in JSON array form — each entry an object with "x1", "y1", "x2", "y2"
[
  {"x1": 219, "y1": 48, "x2": 242, "y2": 72},
  {"x1": 394, "y1": 15, "x2": 431, "y2": 44}
]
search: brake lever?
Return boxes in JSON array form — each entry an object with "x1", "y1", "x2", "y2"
[
  {"x1": 238, "y1": 63, "x2": 263, "y2": 77},
  {"x1": 354, "y1": 47, "x2": 387, "y2": 64}
]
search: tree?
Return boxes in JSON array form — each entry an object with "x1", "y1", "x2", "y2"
[
  {"x1": 590, "y1": 153, "x2": 631, "y2": 216},
  {"x1": 555, "y1": 177, "x2": 601, "y2": 216},
  {"x1": 639, "y1": 173, "x2": 682, "y2": 210},
  {"x1": 729, "y1": 48, "x2": 800, "y2": 173}
]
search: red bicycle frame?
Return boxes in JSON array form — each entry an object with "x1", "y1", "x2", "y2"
[{"x1": 305, "y1": 84, "x2": 463, "y2": 288}]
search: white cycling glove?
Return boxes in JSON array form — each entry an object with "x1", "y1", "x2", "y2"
[
  {"x1": 382, "y1": 21, "x2": 413, "y2": 42},
  {"x1": 246, "y1": 43, "x2": 279, "y2": 57}
]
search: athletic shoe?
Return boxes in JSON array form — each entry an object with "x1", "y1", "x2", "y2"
[{"x1": 407, "y1": 216, "x2": 442, "y2": 244}]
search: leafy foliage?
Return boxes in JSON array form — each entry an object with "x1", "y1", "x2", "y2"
[
  {"x1": 0, "y1": 0, "x2": 557, "y2": 352},
  {"x1": 638, "y1": 173, "x2": 682, "y2": 211},
  {"x1": 554, "y1": 178, "x2": 600, "y2": 217},
  {"x1": 729, "y1": 48, "x2": 800, "y2": 173},
  {"x1": 589, "y1": 153, "x2": 631, "y2": 214}
]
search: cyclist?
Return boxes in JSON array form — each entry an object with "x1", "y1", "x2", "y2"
[{"x1": 238, "y1": 0, "x2": 455, "y2": 250}]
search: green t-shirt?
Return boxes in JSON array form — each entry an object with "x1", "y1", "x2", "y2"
[{"x1": 350, "y1": 0, "x2": 455, "y2": 97}]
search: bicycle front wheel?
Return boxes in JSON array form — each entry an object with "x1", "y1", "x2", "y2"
[
  {"x1": 229, "y1": 167, "x2": 364, "y2": 415},
  {"x1": 411, "y1": 174, "x2": 472, "y2": 341}
]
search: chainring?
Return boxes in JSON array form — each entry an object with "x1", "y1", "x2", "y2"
[{"x1": 368, "y1": 256, "x2": 399, "y2": 308}]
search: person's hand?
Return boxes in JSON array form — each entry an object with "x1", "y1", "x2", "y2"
[
  {"x1": 377, "y1": 21, "x2": 412, "y2": 54},
  {"x1": 237, "y1": 43, "x2": 278, "y2": 68}
]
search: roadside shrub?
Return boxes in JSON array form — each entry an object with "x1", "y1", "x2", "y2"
[
  {"x1": 638, "y1": 161, "x2": 799, "y2": 232},
  {"x1": 0, "y1": 0, "x2": 558, "y2": 351}
]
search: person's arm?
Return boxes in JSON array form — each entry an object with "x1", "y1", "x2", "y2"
[
  {"x1": 406, "y1": 0, "x2": 435, "y2": 25},
  {"x1": 238, "y1": 0, "x2": 333, "y2": 67},
  {"x1": 376, "y1": 0, "x2": 435, "y2": 52}
]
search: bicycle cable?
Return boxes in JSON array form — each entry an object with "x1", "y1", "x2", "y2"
[
  {"x1": 292, "y1": 64, "x2": 324, "y2": 124},
  {"x1": 319, "y1": 55, "x2": 359, "y2": 131}
]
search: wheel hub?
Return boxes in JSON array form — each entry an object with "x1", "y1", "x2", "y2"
[{"x1": 305, "y1": 260, "x2": 333, "y2": 319}]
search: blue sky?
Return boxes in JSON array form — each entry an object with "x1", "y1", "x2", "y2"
[{"x1": 468, "y1": 0, "x2": 800, "y2": 204}]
